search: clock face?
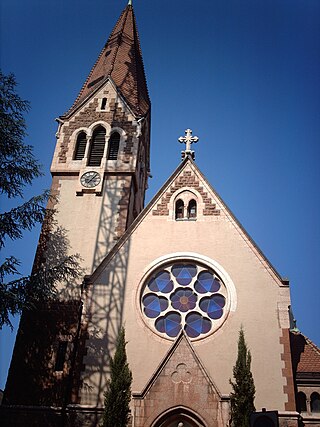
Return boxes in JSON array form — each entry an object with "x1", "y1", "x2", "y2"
[{"x1": 80, "y1": 171, "x2": 101, "y2": 188}]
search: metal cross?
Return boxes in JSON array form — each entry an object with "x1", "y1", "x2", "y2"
[{"x1": 178, "y1": 128, "x2": 199, "y2": 160}]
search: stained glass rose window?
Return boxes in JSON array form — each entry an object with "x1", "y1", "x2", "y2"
[{"x1": 141, "y1": 261, "x2": 228, "y2": 340}]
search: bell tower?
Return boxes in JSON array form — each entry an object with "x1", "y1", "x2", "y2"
[
  {"x1": 51, "y1": 0, "x2": 150, "y2": 272},
  {"x1": 3, "y1": 2, "x2": 150, "y2": 424}
]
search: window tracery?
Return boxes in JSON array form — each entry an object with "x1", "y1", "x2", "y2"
[{"x1": 141, "y1": 261, "x2": 228, "y2": 340}]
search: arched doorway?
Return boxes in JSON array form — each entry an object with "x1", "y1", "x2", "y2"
[{"x1": 152, "y1": 407, "x2": 206, "y2": 427}]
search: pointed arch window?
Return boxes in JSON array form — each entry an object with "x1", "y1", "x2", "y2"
[
  {"x1": 188, "y1": 199, "x2": 197, "y2": 219},
  {"x1": 311, "y1": 392, "x2": 320, "y2": 412},
  {"x1": 88, "y1": 126, "x2": 106, "y2": 166},
  {"x1": 175, "y1": 199, "x2": 184, "y2": 220},
  {"x1": 107, "y1": 132, "x2": 120, "y2": 160},
  {"x1": 73, "y1": 131, "x2": 87, "y2": 160}
]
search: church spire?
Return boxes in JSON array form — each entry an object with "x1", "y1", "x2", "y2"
[{"x1": 63, "y1": 1, "x2": 150, "y2": 118}]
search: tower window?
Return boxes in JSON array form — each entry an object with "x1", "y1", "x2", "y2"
[
  {"x1": 54, "y1": 341, "x2": 68, "y2": 371},
  {"x1": 101, "y1": 97, "x2": 107, "y2": 110},
  {"x1": 311, "y1": 392, "x2": 320, "y2": 412},
  {"x1": 188, "y1": 199, "x2": 197, "y2": 219},
  {"x1": 73, "y1": 131, "x2": 87, "y2": 160},
  {"x1": 88, "y1": 126, "x2": 106, "y2": 166},
  {"x1": 175, "y1": 199, "x2": 184, "y2": 220},
  {"x1": 297, "y1": 391, "x2": 307, "y2": 412},
  {"x1": 107, "y1": 132, "x2": 120, "y2": 160}
]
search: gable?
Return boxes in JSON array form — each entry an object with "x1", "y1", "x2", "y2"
[
  {"x1": 132, "y1": 333, "x2": 227, "y2": 427},
  {"x1": 52, "y1": 79, "x2": 139, "y2": 168},
  {"x1": 91, "y1": 157, "x2": 284, "y2": 288}
]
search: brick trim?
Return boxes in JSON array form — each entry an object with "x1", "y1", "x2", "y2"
[
  {"x1": 152, "y1": 170, "x2": 220, "y2": 216},
  {"x1": 280, "y1": 328, "x2": 296, "y2": 411},
  {"x1": 58, "y1": 97, "x2": 134, "y2": 163}
]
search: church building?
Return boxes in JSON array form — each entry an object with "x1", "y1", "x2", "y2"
[{"x1": 2, "y1": 2, "x2": 320, "y2": 426}]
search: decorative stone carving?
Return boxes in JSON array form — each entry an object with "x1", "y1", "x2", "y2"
[{"x1": 171, "y1": 363, "x2": 192, "y2": 384}]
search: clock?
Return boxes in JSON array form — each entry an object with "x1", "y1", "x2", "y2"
[{"x1": 80, "y1": 171, "x2": 101, "y2": 188}]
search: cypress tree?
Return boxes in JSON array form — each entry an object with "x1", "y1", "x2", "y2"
[
  {"x1": 102, "y1": 326, "x2": 132, "y2": 427},
  {"x1": 230, "y1": 327, "x2": 255, "y2": 427}
]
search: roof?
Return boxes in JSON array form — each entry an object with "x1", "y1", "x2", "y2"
[
  {"x1": 290, "y1": 331, "x2": 320, "y2": 375},
  {"x1": 62, "y1": 3, "x2": 150, "y2": 118}
]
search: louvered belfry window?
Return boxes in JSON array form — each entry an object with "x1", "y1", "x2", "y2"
[
  {"x1": 74, "y1": 131, "x2": 87, "y2": 160},
  {"x1": 88, "y1": 126, "x2": 106, "y2": 166},
  {"x1": 107, "y1": 132, "x2": 120, "y2": 160}
]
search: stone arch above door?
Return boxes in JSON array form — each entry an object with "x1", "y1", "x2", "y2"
[{"x1": 151, "y1": 406, "x2": 206, "y2": 427}]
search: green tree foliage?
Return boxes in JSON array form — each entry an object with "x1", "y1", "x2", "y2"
[
  {"x1": 230, "y1": 327, "x2": 256, "y2": 427},
  {"x1": 103, "y1": 327, "x2": 133, "y2": 427},
  {"x1": 0, "y1": 71, "x2": 81, "y2": 329}
]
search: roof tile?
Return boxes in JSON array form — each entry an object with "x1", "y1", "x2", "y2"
[
  {"x1": 290, "y1": 331, "x2": 320, "y2": 374},
  {"x1": 63, "y1": 4, "x2": 150, "y2": 118}
]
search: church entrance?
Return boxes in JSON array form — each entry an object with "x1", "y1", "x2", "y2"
[{"x1": 152, "y1": 407, "x2": 206, "y2": 427}]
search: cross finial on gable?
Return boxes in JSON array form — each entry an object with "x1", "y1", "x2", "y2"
[{"x1": 178, "y1": 128, "x2": 199, "y2": 160}]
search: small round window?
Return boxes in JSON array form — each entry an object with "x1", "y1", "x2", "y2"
[{"x1": 140, "y1": 261, "x2": 229, "y2": 340}]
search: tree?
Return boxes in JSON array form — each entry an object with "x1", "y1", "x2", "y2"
[
  {"x1": 103, "y1": 326, "x2": 133, "y2": 427},
  {"x1": 229, "y1": 327, "x2": 255, "y2": 427},
  {"x1": 0, "y1": 71, "x2": 81, "y2": 329}
]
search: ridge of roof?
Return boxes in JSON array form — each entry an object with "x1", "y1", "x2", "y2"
[
  {"x1": 89, "y1": 155, "x2": 284, "y2": 284},
  {"x1": 62, "y1": 3, "x2": 150, "y2": 118}
]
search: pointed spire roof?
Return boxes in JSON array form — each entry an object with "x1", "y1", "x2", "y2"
[{"x1": 63, "y1": 2, "x2": 150, "y2": 118}]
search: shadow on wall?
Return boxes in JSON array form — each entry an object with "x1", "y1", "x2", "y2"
[
  {"x1": 3, "y1": 222, "x2": 84, "y2": 409},
  {"x1": 80, "y1": 238, "x2": 131, "y2": 408},
  {"x1": 79, "y1": 43, "x2": 143, "y2": 408}
]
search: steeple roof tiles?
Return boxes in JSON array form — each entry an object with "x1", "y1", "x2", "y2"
[{"x1": 62, "y1": 4, "x2": 150, "y2": 118}]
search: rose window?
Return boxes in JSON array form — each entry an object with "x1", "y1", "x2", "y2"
[{"x1": 141, "y1": 262, "x2": 228, "y2": 340}]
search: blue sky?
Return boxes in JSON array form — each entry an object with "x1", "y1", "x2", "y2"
[{"x1": 1, "y1": 0, "x2": 319, "y2": 390}]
